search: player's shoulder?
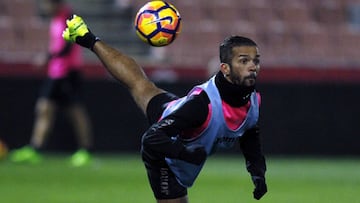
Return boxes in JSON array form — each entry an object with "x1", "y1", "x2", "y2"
[{"x1": 187, "y1": 87, "x2": 210, "y2": 105}]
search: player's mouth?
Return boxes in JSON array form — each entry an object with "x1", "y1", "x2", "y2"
[
  {"x1": 245, "y1": 73, "x2": 257, "y2": 85},
  {"x1": 247, "y1": 72, "x2": 257, "y2": 80}
]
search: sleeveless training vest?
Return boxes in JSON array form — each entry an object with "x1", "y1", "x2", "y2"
[{"x1": 161, "y1": 76, "x2": 259, "y2": 187}]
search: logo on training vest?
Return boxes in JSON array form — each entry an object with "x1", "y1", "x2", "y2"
[{"x1": 214, "y1": 136, "x2": 237, "y2": 144}]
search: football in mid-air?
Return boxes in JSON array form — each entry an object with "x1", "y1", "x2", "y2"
[{"x1": 134, "y1": 1, "x2": 181, "y2": 47}]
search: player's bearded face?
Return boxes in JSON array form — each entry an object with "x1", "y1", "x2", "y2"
[
  {"x1": 228, "y1": 46, "x2": 260, "y2": 87},
  {"x1": 229, "y1": 68, "x2": 257, "y2": 86}
]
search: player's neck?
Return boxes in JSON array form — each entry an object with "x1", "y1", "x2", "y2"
[{"x1": 215, "y1": 71, "x2": 254, "y2": 107}]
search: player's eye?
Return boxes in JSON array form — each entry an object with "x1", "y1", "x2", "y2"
[
  {"x1": 253, "y1": 58, "x2": 260, "y2": 65},
  {"x1": 240, "y1": 58, "x2": 249, "y2": 65}
]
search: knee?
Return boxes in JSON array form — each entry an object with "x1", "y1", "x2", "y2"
[
  {"x1": 35, "y1": 100, "x2": 54, "y2": 117},
  {"x1": 141, "y1": 132, "x2": 158, "y2": 162},
  {"x1": 141, "y1": 132, "x2": 151, "y2": 156}
]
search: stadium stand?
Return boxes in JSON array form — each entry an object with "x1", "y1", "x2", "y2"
[{"x1": 0, "y1": 0, "x2": 360, "y2": 68}]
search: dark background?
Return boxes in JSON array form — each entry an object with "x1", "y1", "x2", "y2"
[{"x1": 1, "y1": 76, "x2": 359, "y2": 155}]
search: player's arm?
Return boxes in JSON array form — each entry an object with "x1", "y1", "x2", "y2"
[
  {"x1": 239, "y1": 125, "x2": 267, "y2": 200},
  {"x1": 142, "y1": 92, "x2": 210, "y2": 165}
]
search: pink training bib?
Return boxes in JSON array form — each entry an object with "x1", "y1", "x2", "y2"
[{"x1": 47, "y1": 5, "x2": 83, "y2": 79}]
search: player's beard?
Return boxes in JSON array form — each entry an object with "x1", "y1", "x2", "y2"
[
  {"x1": 229, "y1": 71, "x2": 257, "y2": 87},
  {"x1": 216, "y1": 71, "x2": 255, "y2": 105}
]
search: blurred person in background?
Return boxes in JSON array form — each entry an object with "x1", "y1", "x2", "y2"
[
  {"x1": 63, "y1": 15, "x2": 267, "y2": 202},
  {"x1": 10, "y1": 0, "x2": 93, "y2": 167}
]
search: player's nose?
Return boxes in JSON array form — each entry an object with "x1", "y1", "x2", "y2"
[{"x1": 249, "y1": 63, "x2": 257, "y2": 72}]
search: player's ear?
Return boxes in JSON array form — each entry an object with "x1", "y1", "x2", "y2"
[{"x1": 220, "y1": 63, "x2": 230, "y2": 77}]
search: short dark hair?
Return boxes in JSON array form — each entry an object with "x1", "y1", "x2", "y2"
[{"x1": 219, "y1": 36, "x2": 257, "y2": 64}]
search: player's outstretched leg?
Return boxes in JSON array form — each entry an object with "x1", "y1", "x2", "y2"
[
  {"x1": 63, "y1": 15, "x2": 164, "y2": 114},
  {"x1": 93, "y1": 41, "x2": 165, "y2": 113}
]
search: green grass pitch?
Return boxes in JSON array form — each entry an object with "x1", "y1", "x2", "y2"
[{"x1": 0, "y1": 153, "x2": 359, "y2": 203}]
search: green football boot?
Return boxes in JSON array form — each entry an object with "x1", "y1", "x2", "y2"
[
  {"x1": 9, "y1": 146, "x2": 42, "y2": 164},
  {"x1": 70, "y1": 149, "x2": 92, "y2": 167}
]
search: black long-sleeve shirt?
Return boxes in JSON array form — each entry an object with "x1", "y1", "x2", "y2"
[{"x1": 143, "y1": 71, "x2": 266, "y2": 177}]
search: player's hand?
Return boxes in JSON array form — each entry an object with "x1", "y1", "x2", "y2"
[
  {"x1": 252, "y1": 176, "x2": 267, "y2": 200},
  {"x1": 62, "y1": 14, "x2": 99, "y2": 50}
]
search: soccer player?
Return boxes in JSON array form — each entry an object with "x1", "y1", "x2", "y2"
[
  {"x1": 10, "y1": 0, "x2": 93, "y2": 167},
  {"x1": 63, "y1": 15, "x2": 267, "y2": 202}
]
